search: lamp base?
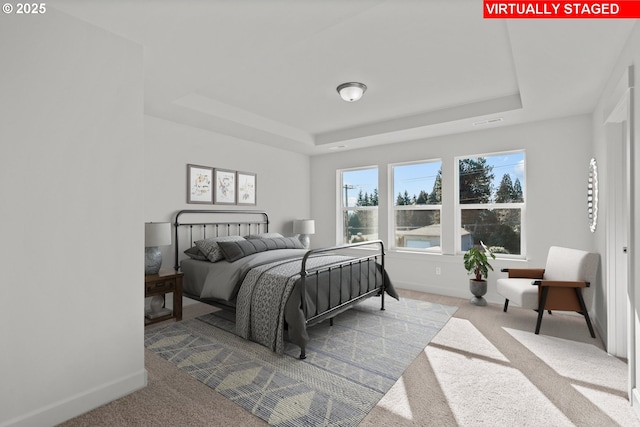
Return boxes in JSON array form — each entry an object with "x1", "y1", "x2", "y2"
[
  {"x1": 298, "y1": 234, "x2": 310, "y2": 249},
  {"x1": 145, "y1": 246, "x2": 162, "y2": 275}
]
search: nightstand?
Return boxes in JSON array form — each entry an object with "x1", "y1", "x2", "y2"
[{"x1": 145, "y1": 269, "x2": 183, "y2": 325}]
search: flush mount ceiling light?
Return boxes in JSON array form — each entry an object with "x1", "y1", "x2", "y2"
[{"x1": 337, "y1": 82, "x2": 367, "y2": 102}]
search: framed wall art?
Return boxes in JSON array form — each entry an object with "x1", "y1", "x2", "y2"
[
  {"x1": 214, "y1": 168, "x2": 237, "y2": 204},
  {"x1": 237, "y1": 171, "x2": 257, "y2": 206},
  {"x1": 187, "y1": 164, "x2": 213, "y2": 204}
]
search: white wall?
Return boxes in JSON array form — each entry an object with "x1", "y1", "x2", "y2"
[
  {"x1": 144, "y1": 116, "x2": 311, "y2": 273},
  {"x1": 0, "y1": 9, "x2": 145, "y2": 427},
  {"x1": 311, "y1": 115, "x2": 594, "y2": 304},
  {"x1": 591, "y1": 20, "x2": 640, "y2": 408}
]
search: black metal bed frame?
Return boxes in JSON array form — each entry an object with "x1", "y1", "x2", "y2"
[
  {"x1": 173, "y1": 209, "x2": 386, "y2": 359},
  {"x1": 174, "y1": 209, "x2": 270, "y2": 271}
]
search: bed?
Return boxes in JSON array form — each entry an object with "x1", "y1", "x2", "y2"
[{"x1": 173, "y1": 209, "x2": 398, "y2": 359}]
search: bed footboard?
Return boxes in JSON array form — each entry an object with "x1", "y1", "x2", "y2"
[{"x1": 296, "y1": 240, "x2": 386, "y2": 359}]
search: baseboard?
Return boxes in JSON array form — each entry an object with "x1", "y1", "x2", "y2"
[
  {"x1": 633, "y1": 388, "x2": 640, "y2": 420},
  {"x1": 1, "y1": 369, "x2": 147, "y2": 427},
  {"x1": 393, "y1": 280, "x2": 484, "y2": 302}
]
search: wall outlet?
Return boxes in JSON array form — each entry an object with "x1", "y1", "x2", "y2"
[{"x1": 435, "y1": 267, "x2": 441, "y2": 275}]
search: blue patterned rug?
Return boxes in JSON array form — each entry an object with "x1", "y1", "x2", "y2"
[{"x1": 144, "y1": 297, "x2": 457, "y2": 427}]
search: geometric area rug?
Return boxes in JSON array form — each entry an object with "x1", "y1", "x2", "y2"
[{"x1": 144, "y1": 297, "x2": 457, "y2": 427}]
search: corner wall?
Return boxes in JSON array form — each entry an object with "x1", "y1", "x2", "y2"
[
  {"x1": 311, "y1": 115, "x2": 594, "y2": 304},
  {"x1": 0, "y1": 9, "x2": 145, "y2": 427}
]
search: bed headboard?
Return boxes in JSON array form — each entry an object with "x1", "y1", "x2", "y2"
[{"x1": 173, "y1": 209, "x2": 269, "y2": 270}]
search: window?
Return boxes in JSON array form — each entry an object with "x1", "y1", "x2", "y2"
[
  {"x1": 339, "y1": 167, "x2": 378, "y2": 244},
  {"x1": 391, "y1": 160, "x2": 442, "y2": 252},
  {"x1": 457, "y1": 151, "x2": 525, "y2": 256}
]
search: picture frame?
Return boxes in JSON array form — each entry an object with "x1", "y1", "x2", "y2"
[
  {"x1": 237, "y1": 171, "x2": 257, "y2": 206},
  {"x1": 214, "y1": 168, "x2": 237, "y2": 204},
  {"x1": 187, "y1": 164, "x2": 213, "y2": 204}
]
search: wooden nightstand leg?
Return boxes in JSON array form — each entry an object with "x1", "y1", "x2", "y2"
[{"x1": 174, "y1": 274, "x2": 183, "y2": 321}]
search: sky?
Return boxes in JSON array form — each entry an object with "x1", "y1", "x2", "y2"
[{"x1": 342, "y1": 151, "x2": 525, "y2": 207}]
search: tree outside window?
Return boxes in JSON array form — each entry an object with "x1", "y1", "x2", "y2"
[
  {"x1": 458, "y1": 152, "x2": 525, "y2": 256},
  {"x1": 340, "y1": 167, "x2": 378, "y2": 244}
]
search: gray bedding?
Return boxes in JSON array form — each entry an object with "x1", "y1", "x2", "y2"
[
  {"x1": 181, "y1": 248, "x2": 397, "y2": 355},
  {"x1": 181, "y1": 248, "x2": 307, "y2": 301},
  {"x1": 235, "y1": 254, "x2": 397, "y2": 354}
]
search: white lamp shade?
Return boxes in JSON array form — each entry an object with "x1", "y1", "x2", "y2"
[
  {"x1": 145, "y1": 222, "x2": 171, "y2": 247},
  {"x1": 337, "y1": 82, "x2": 367, "y2": 102},
  {"x1": 293, "y1": 219, "x2": 315, "y2": 235}
]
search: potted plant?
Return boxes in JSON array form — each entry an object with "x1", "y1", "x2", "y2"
[{"x1": 463, "y1": 242, "x2": 496, "y2": 306}]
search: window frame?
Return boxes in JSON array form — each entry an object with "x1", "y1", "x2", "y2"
[
  {"x1": 454, "y1": 150, "x2": 526, "y2": 259},
  {"x1": 389, "y1": 159, "x2": 443, "y2": 253},
  {"x1": 337, "y1": 166, "x2": 379, "y2": 245}
]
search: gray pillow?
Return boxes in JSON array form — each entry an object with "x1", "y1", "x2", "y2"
[
  {"x1": 218, "y1": 236, "x2": 304, "y2": 262},
  {"x1": 245, "y1": 232, "x2": 284, "y2": 239},
  {"x1": 194, "y1": 235, "x2": 245, "y2": 262},
  {"x1": 183, "y1": 246, "x2": 208, "y2": 261},
  {"x1": 261, "y1": 236, "x2": 304, "y2": 250}
]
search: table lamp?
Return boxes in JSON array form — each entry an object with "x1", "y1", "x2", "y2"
[{"x1": 293, "y1": 219, "x2": 315, "y2": 249}]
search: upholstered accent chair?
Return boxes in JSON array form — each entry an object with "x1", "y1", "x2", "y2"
[{"x1": 497, "y1": 246, "x2": 599, "y2": 338}]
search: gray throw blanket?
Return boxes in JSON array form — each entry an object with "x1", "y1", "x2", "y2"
[{"x1": 235, "y1": 254, "x2": 356, "y2": 354}]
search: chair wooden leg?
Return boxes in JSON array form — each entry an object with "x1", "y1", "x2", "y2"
[
  {"x1": 503, "y1": 299, "x2": 509, "y2": 312},
  {"x1": 575, "y1": 288, "x2": 596, "y2": 338},
  {"x1": 535, "y1": 287, "x2": 549, "y2": 334}
]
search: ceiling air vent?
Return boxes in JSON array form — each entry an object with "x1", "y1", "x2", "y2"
[{"x1": 473, "y1": 117, "x2": 504, "y2": 126}]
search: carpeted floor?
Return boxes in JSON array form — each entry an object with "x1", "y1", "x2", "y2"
[{"x1": 59, "y1": 289, "x2": 640, "y2": 426}]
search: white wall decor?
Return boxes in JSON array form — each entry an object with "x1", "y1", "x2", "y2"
[{"x1": 588, "y1": 158, "x2": 599, "y2": 233}]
